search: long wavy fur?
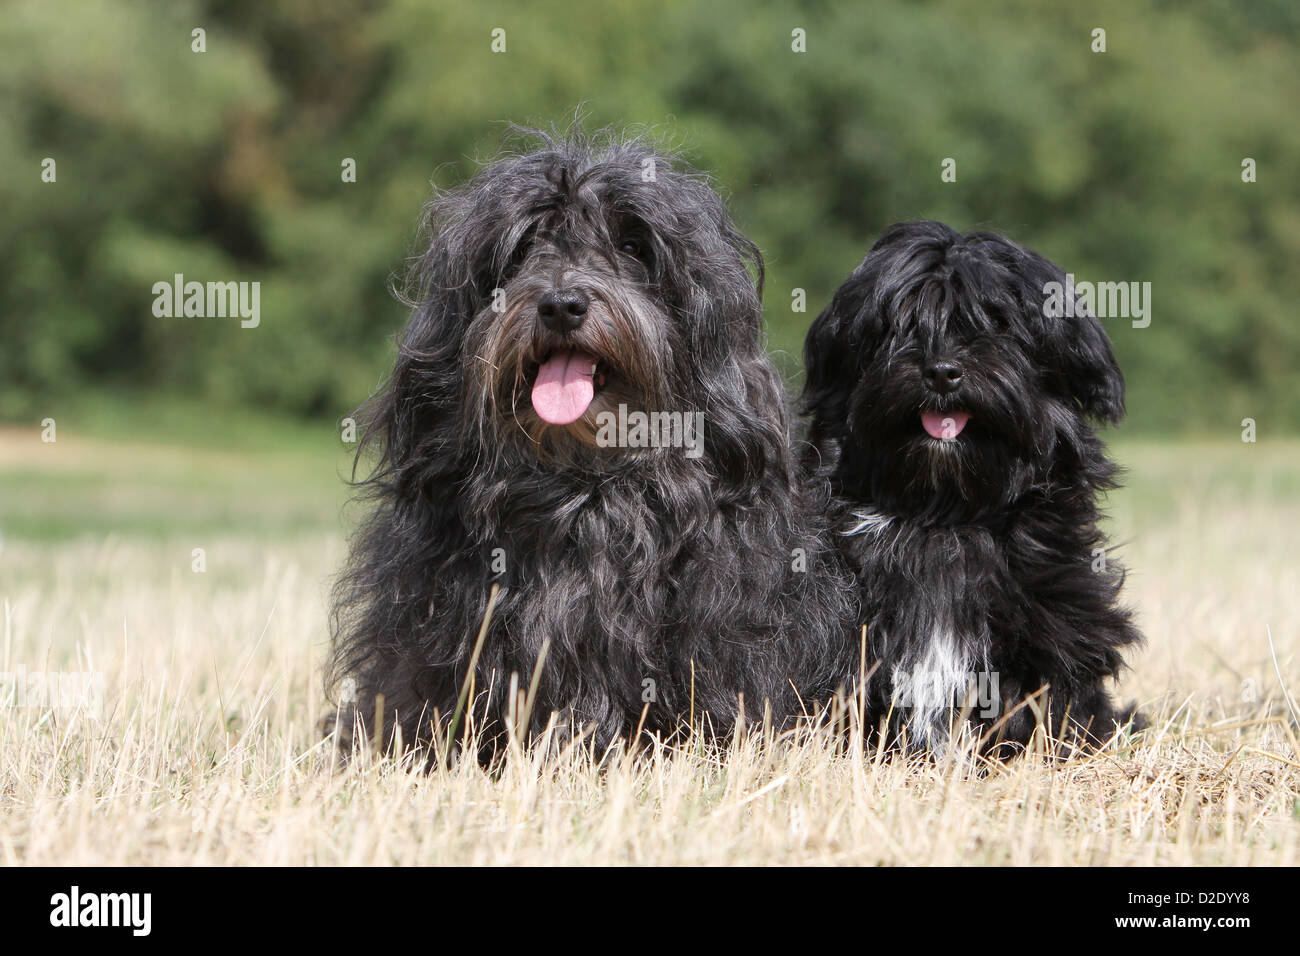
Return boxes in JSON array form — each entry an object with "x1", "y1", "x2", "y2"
[
  {"x1": 329, "y1": 127, "x2": 855, "y2": 762},
  {"x1": 803, "y1": 220, "x2": 1143, "y2": 755}
]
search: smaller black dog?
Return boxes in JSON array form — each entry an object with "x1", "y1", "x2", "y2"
[{"x1": 803, "y1": 221, "x2": 1142, "y2": 756}]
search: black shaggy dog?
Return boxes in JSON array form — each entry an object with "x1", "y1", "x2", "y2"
[
  {"x1": 328, "y1": 129, "x2": 853, "y2": 762},
  {"x1": 803, "y1": 220, "x2": 1142, "y2": 756}
]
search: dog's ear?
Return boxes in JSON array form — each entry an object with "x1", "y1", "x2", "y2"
[
  {"x1": 1058, "y1": 305, "x2": 1126, "y2": 424},
  {"x1": 959, "y1": 233, "x2": 1125, "y2": 425},
  {"x1": 801, "y1": 295, "x2": 857, "y2": 431},
  {"x1": 360, "y1": 185, "x2": 497, "y2": 484},
  {"x1": 801, "y1": 271, "x2": 878, "y2": 434},
  {"x1": 677, "y1": 192, "x2": 795, "y2": 489},
  {"x1": 1030, "y1": 262, "x2": 1126, "y2": 425}
]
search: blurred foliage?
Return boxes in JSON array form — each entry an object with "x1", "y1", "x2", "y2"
[{"x1": 1, "y1": 0, "x2": 1297, "y2": 432}]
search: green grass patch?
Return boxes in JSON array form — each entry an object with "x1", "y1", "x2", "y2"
[{"x1": 2, "y1": 398, "x2": 1296, "y2": 543}]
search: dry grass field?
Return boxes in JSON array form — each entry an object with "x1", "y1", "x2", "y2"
[{"x1": 1, "y1": 424, "x2": 1297, "y2": 865}]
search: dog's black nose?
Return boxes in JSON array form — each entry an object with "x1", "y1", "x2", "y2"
[
  {"x1": 537, "y1": 289, "x2": 589, "y2": 332},
  {"x1": 924, "y1": 360, "x2": 963, "y2": 394}
]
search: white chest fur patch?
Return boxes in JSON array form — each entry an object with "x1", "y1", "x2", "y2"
[{"x1": 888, "y1": 626, "x2": 986, "y2": 750}]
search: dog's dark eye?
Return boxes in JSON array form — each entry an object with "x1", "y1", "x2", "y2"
[
  {"x1": 499, "y1": 226, "x2": 537, "y2": 282},
  {"x1": 619, "y1": 237, "x2": 643, "y2": 259}
]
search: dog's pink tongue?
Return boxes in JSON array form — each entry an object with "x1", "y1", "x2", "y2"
[
  {"x1": 922, "y1": 410, "x2": 971, "y2": 440},
  {"x1": 531, "y1": 350, "x2": 596, "y2": 425}
]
